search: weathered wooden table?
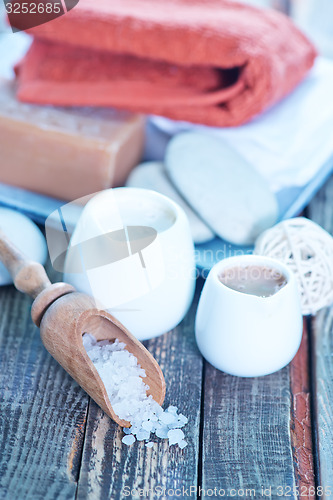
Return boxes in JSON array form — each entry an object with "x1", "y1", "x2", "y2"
[
  {"x1": 0, "y1": 176, "x2": 332, "y2": 500},
  {"x1": 0, "y1": 0, "x2": 332, "y2": 497}
]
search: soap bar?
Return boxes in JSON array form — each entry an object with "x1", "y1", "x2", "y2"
[{"x1": 0, "y1": 79, "x2": 145, "y2": 200}]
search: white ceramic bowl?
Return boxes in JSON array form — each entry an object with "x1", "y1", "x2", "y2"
[
  {"x1": 195, "y1": 255, "x2": 303, "y2": 377},
  {"x1": 64, "y1": 188, "x2": 196, "y2": 340}
]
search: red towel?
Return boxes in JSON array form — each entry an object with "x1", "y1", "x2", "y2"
[{"x1": 17, "y1": 0, "x2": 317, "y2": 127}]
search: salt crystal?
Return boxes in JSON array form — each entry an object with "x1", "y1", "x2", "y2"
[
  {"x1": 122, "y1": 435, "x2": 135, "y2": 446},
  {"x1": 178, "y1": 414, "x2": 188, "y2": 425},
  {"x1": 155, "y1": 426, "x2": 170, "y2": 439},
  {"x1": 166, "y1": 406, "x2": 178, "y2": 415},
  {"x1": 142, "y1": 420, "x2": 154, "y2": 432},
  {"x1": 82, "y1": 333, "x2": 96, "y2": 349},
  {"x1": 99, "y1": 340, "x2": 111, "y2": 346},
  {"x1": 168, "y1": 420, "x2": 183, "y2": 430},
  {"x1": 160, "y1": 412, "x2": 177, "y2": 426},
  {"x1": 136, "y1": 430, "x2": 151, "y2": 441},
  {"x1": 155, "y1": 406, "x2": 163, "y2": 417},
  {"x1": 178, "y1": 440, "x2": 188, "y2": 449},
  {"x1": 83, "y1": 333, "x2": 188, "y2": 449},
  {"x1": 129, "y1": 425, "x2": 140, "y2": 435},
  {"x1": 168, "y1": 429, "x2": 185, "y2": 446}
]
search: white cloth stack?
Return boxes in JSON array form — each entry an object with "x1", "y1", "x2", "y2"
[{"x1": 152, "y1": 57, "x2": 333, "y2": 192}]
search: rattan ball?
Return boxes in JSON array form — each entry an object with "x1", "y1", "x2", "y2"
[{"x1": 254, "y1": 217, "x2": 333, "y2": 315}]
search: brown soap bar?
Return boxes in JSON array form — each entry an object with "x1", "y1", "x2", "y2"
[{"x1": 0, "y1": 79, "x2": 145, "y2": 200}]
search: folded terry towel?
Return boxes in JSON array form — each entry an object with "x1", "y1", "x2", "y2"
[{"x1": 17, "y1": 0, "x2": 316, "y2": 127}]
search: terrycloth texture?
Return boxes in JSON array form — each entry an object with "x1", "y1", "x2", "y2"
[{"x1": 17, "y1": 0, "x2": 317, "y2": 126}]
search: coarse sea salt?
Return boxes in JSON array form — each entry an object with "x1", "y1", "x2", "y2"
[{"x1": 83, "y1": 333, "x2": 188, "y2": 449}]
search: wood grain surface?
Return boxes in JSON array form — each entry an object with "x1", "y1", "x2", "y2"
[
  {"x1": 202, "y1": 363, "x2": 297, "y2": 498},
  {"x1": 307, "y1": 176, "x2": 333, "y2": 499},
  {"x1": 0, "y1": 229, "x2": 328, "y2": 500},
  {"x1": 0, "y1": 1, "x2": 332, "y2": 497},
  {"x1": 76, "y1": 285, "x2": 203, "y2": 500},
  {"x1": 290, "y1": 319, "x2": 315, "y2": 498},
  {"x1": 0, "y1": 285, "x2": 88, "y2": 500}
]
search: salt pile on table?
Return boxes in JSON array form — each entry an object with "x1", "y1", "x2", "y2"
[{"x1": 83, "y1": 333, "x2": 188, "y2": 448}]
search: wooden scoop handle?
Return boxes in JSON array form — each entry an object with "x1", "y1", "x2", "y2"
[{"x1": 0, "y1": 228, "x2": 51, "y2": 299}]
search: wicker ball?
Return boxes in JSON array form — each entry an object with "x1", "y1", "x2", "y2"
[{"x1": 254, "y1": 217, "x2": 333, "y2": 315}]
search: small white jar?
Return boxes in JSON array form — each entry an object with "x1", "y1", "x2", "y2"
[
  {"x1": 64, "y1": 188, "x2": 196, "y2": 340},
  {"x1": 195, "y1": 255, "x2": 303, "y2": 377}
]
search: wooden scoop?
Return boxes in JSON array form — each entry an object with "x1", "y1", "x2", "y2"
[{"x1": 0, "y1": 229, "x2": 166, "y2": 427}]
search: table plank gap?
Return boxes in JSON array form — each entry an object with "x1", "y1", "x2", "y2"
[
  {"x1": 306, "y1": 316, "x2": 321, "y2": 488},
  {"x1": 307, "y1": 175, "x2": 333, "y2": 498},
  {"x1": 74, "y1": 399, "x2": 91, "y2": 493},
  {"x1": 196, "y1": 360, "x2": 207, "y2": 499}
]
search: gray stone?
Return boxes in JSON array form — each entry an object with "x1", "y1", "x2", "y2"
[
  {"x1": 126, "y1": 161, "x2": 215, "y2": 244},
  {"x1": 0, "y1": 207, "x2": 47, "y2": 285},
  {"x1": 165, "y1": 133, "x2": 278, "y2": 245}
]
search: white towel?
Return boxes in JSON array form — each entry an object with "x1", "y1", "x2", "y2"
[{"x1": 152, "y1": 57, "x2": 333, "y2": 192}]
